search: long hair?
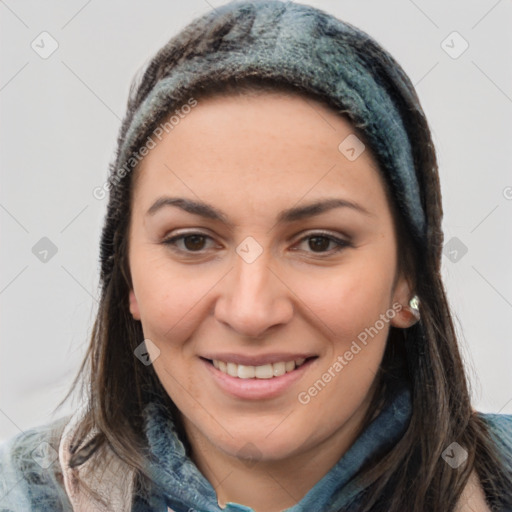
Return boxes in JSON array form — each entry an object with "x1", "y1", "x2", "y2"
[{"x1": 56, "y1": 2, "x2": 512, "y2": 510}]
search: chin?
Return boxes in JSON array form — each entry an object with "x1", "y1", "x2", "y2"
[{"x1": 215, "y1": 430, "x2": 308, "y2": 463}]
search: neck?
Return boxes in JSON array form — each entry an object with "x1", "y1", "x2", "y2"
[{"x1": 182, "y1": 400, "x2": 371, "y2": 512}]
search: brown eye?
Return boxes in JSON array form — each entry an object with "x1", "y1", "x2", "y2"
[
  {"x1": 294, "y1": 232, "x2": 351, "y2": 255},
  {"x1": 308, "y1": 236, "x2": 331, "y2": 252},
  {"x1": 162, "y1": 232, "x2": 214, "y2": 253},
  {"x1": 182, "y1": 235, "x2": 207, "y2": 251}
]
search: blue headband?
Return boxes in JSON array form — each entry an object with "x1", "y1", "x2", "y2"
[{"x1": 102, "y1": 0, "x2": 427, "y2": 285}]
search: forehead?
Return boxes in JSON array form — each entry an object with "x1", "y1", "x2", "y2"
[{"x1": 132, "y1": 92, "x2": 388, "y2": 214}]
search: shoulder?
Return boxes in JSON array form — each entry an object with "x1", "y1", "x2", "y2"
[
  {"x1": 477, "y1": 412, "x2": 512, "y2": 462},
  {"x1": 455, "y1": 470, "x2": 493, "y2": 512},
  {"x1": 456, "y1": 412, "x2": 512, "y2": 512},
  {"x1": 478, "y1": 412, "x2": 512, "y2": 434},
  {"x1": 0, "y1": 415, "x2": 73, "y2": 511}
]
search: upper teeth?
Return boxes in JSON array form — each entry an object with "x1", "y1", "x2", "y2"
[{"x1": 212, "y1": 358, "x2": 307, "y2": 379}]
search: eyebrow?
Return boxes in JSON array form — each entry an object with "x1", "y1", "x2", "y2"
[{"x1": 145, "y1": 196, "x2": 374, "y2": 226}]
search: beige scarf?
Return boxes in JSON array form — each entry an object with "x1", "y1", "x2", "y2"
[{"x1": 57, "y1": 407, "x2": 135, "y2": 512}]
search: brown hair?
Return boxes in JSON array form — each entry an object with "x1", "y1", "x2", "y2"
[{"x1": 56, "y1": 12, "x2": 512, "y2": 512}]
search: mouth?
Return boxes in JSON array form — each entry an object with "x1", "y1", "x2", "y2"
[
  {"x1": 200, "y1": 356, "x2": 317, "y2": 379},
  {"x1": 200, "y1": 355, "x2": 318, "y2": 400}
]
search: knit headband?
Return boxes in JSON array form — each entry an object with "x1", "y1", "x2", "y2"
[{"x1": 99, "y1": 0, "x2": 427, "y2": 288}]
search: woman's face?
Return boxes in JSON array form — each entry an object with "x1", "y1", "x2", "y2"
[{"x1": 127, "y1": 92, "x2": 414, "y2": 465}]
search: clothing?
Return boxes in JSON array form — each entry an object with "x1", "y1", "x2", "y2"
[
  {"x1": 98, "y1": 0, "x2": 427, "y2": 291},
  {"x1": 1, "y1": 386, "x2": 511, "y2": 511}
]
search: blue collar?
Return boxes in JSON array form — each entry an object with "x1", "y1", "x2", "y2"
[{"x1": 138, "y1": 386, "x2": 411, "y2": 512}]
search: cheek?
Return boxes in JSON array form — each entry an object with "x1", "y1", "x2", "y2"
[
  {"x1": 291, "y1": 257, "x2": 395, "y2": 342},
  {"x1": 130, "y1": 251, "x2": 220, "y2": 341},
  {"x1": 292, "y1": 256, "x2": 395, "y2": 417},
  {"x1": 294, "y1": 271, "x2": 392, "y2": 432},
  {"x1": 130, "y1": 255, "x2": 210, "y2": 403}
]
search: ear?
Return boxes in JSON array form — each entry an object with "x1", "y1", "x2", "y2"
[
  {"x1": 390, "y1": 273, "x2": 420, "y2": 329},
  {"x1": 129, "y1": 289, "x2": 141, "y2": 320}
]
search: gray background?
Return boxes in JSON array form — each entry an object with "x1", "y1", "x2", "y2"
[{"x1": 1, "y1": 0, "x2": 511, "y2": 442}]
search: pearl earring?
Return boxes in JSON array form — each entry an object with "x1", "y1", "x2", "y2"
[{"x1": 408, "y1": 295, "x2": 420, "y2": 321}]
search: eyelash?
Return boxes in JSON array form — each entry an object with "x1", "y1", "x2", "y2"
[{"x1": 161, "y1": 231, "x2": 351, "y2": 257}]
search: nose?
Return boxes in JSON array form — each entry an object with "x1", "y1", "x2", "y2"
[{"x1": 214, "y1": 249, "x2": 294, "y2": 339}]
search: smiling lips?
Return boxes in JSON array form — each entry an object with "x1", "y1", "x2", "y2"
[
  {"x1": 200, "y1": 352, "x2": 317, "y2": 380},
  {"x1": 201, "y1": 354, "x2": 318, "y2": 399},
  {"x1": 212, "y1": 358, "x2": 307, "y2": 379}
]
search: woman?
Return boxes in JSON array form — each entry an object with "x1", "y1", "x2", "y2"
[{"x1": 1, "y1": 1, "x2": 511, "y2": 511}]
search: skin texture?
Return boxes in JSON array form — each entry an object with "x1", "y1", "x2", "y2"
[
  {"x1": 455, "y1": 471, "x2": 491, "y2": 512},
  {"x1": 127, "y1": 92, "x2": 420, "y2": 511}
]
